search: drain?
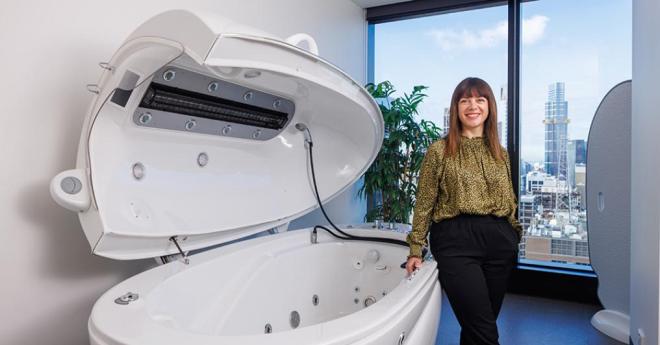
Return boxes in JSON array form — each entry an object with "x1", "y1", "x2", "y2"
[
  {"x1": 290, "y1": 311, "x2": 300, "y2": 328},
  {"x1": 364, "y1": 296, "x2": 377, "y2": 307},
  {"x1": 312, "y1": 294, "x2": 319, "y2": 306},
  {"x1": 264, "y1": 323, "x2": 272, "y2": 334}
]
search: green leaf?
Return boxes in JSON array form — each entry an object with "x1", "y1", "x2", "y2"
[{"x1": 361, "y1": 81, "x2": 443, "y2": 224}]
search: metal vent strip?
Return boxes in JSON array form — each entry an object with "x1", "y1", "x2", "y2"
[
  {"x1": 132, "y1": 66, "x2": 295, "y2": 141},
  {"x1": 140, "y1": 83, "x2": 288, "y2": 129}
]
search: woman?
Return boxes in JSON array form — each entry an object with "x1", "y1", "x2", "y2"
[{"x1": 405, "y1": 77, "x2": 522, "y2": 345}]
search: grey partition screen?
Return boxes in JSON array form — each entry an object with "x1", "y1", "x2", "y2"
[{"x1": 587, "y1": 80, "x2": 631, "y2": 342}]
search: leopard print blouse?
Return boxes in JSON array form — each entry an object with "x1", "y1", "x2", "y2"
[{"x1": 406, "y1": 137, "x2": 522, "y2": 258}]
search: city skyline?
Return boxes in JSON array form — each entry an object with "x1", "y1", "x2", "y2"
[
  {"x1": 514, "y1": 82, "x2": 591, "y2": 266},
  {"x1": 374, "y1": 0, "x2": 631, "y2": 163}
]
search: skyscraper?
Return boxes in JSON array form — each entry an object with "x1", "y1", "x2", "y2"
[
  {"x1": 567, "y1": 139, "x2": 586, "y2": 188},
  {"x1": 574, "y1": 139, "x2": 586, "y2": 164},
  {"x1": 498, "y1": 84, "x2": 508, "y2": 148},
  {"x1": 520, "y1": 160, "x2": 534, "y2": 195},
  {"x1": 519, "y1": 194, "x2": 538, "y2": 234},
  {"x1": 543, "y1": 82, "x2": 569, "y2": 180},
  {"x1": 442, "y1": 107, "x2": 450, "y2": 136}
]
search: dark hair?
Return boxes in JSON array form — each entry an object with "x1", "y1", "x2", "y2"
[{"x1": 445, "y1": 77, "x2": 504, "y2": 161}]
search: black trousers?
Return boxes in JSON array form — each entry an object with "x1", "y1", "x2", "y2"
[{"x1": 429, "y1": 214, "x2": 519, "y2": 345}]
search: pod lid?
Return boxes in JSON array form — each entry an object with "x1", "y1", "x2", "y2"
[{"x1": 51, "y1": 10, "x2": 383, "y2": 260}]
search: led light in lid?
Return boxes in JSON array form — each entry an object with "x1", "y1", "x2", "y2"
[{"x1": 244, "y1": 70, "x2": 261, "y2": 79}]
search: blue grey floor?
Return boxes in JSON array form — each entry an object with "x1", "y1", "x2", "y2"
[{"x1": 435, "y1": 293, "x2": 625, "y2": 345}]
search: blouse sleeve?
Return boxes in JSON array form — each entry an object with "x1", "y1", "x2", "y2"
[
  {"x1": 503, "y1": 149, "x2": 523, "y2": 239},
  {"x1": 406, "y1": 140, "x2": 443, "y2": 258}
]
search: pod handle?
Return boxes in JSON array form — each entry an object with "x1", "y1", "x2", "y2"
[
  {"x1": 50, "y1": 169, "x2": 90, "y2": 212},
  {"x1": 285, "y1": 33, "x2": 319, "y2": 55}
]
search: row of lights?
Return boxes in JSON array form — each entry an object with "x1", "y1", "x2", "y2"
[
  {"x1": 138, "y1": 111, "x2": 264, "y2": 139},
  {"x1": 131, "y1": 152, "x2": 209, "y2": 181}
]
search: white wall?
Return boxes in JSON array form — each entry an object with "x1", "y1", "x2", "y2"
[
  {"x1": 630, "y1": 0, "x2": 660, "y2": 344},
  {"x1": 0, "y1": 1, "x2": 367, "y2": 344}
]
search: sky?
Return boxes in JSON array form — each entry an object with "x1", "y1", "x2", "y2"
[{"x1": 374, "y1": 0, "x2": 631, "y2": 163}]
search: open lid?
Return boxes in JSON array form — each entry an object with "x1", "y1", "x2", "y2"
[{"x1": 50, "y1": 10, "x2": 383, "y2": 260}]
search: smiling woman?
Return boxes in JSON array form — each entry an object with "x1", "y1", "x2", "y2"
[
  {"x1": 444, "y1": 77, "x2": 505, "y2": 161},
  {"x1": 405, "y1": 77, "x2": 520, "y2": 345},
  {"x1": 458, "y1": 95, "x2": 488, "y2": 134}
]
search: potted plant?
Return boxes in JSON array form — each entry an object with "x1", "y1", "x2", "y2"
[{"x1": 359, "y1": 81, "x2": 444, "y2": 227}]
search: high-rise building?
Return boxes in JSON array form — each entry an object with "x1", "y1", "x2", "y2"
[
  {"x1": 543, "y1": 82, "x2": 569, "y2": 180},
  {"x1": 519, "y1": 194, "x2": 537, "y2": 233},
  {"x1": 567, "y1": 139, "x2": 587, "y2": 188},
  {"x1": 498, "y1": 85, "x2": 508, "y2": 148},
  {"x1": 521, "y1": 236, "x2": 590, "y2": 265},
  {"x1": 524, "y1": 170, "x2": 567, "y2": 211},
  {"x1": 442, "y1": 107, "x2": 450, "y2": 136},
  {"x1": 575, "y1": 164, "x2": 586, "y2": 210},
  {"x1": 525, "y1": 170, "x2": 546, "y2": 193},
  {"x1": 520, "y1": 160, "x2": 534, "y2": 195},
  {"x1": 568, "y1": 140, "x2": 576, "y2": 188},
  {"x1": 573, "y1": 139, "x2": 586, "y2": 164}
]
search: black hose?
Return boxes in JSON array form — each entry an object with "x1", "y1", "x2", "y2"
[{"x1": 306, "y1": 140, "x2": 412, "y2": 248}]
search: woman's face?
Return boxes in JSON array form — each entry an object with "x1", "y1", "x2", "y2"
[{"x1": 457, "y1": 95, "x2": 489, "y2": 133}]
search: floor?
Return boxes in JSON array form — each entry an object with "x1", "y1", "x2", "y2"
[{"x1": 435, "y1": 293, "x2": 625, "y2": 345}]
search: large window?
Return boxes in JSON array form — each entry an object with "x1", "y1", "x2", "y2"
[
  {"x1": 370, "y1": 0, "x2": 631, "y2": 273},
  {"x1": 373, "y1": 5, "x2": 508, "y2": 148},
  {"x1": 518, "y1": 0, "x2": 631, "y2": 270}
]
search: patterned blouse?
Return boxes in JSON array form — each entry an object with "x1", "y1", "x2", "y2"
[{"x1": 406, "y1": 136, "x2": 522, "y2": 258}]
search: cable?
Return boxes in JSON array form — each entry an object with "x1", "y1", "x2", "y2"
[{"x1": 298, "y1": 123, "x2": 420, "y2": 249}]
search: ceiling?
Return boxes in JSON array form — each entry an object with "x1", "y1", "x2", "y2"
[{"x1": 351, "y1": 0, "x2": 412, "y2": 9}]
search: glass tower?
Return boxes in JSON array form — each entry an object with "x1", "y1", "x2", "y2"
[{"x1": 543, "y1": 82, "x2": 569, "y2": 180}]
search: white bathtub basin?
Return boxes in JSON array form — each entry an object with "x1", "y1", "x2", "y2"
[{"x1": 89, "y1": 228, "x2": 441, "y2": 345}]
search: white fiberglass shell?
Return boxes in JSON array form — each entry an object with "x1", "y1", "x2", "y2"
[
  {"x1": 48, "y1": 10, "x2": 442, "y2": 345},
  {"x1": 50, "y1": 10, "x2": 383, "y2": 259},
  {"x1": 88, "y1": 228, "x2": 441, "y2": 345}
]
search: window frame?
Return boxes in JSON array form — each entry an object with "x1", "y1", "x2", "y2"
[{"x1": 366, "y1": 0, "x2": 609, "y2": 294}]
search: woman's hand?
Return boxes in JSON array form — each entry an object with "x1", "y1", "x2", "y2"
[{"x1": 405, "y1": 256, "x2": 423, "y2": 276}]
